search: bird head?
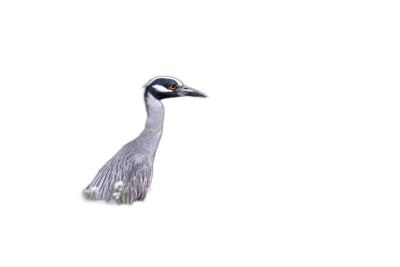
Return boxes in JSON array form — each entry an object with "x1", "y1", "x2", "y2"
[{"x1": 145, "y1": 76, "x2": 207, "y2": 100}]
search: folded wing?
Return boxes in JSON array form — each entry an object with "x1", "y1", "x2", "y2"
[{"x1": 84, "y1": 147, "x2": 152, "y2": 204}]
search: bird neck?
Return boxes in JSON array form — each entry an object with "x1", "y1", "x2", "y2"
[{"x1": 137, "y1": 92, "x2": 164, "y2": 153}]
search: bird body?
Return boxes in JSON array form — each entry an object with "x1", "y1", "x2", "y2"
[{"x1": 83, "y1": 77, "x2": 206, "y2": 204}]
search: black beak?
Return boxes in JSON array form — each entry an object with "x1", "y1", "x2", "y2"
[{"x1": 180, "y1": 85, "x2": 207, "y2": 97}]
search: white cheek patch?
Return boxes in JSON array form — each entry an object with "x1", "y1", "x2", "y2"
[{"x1": 152, "y1": 84, "x2": 170, "y2": 93}]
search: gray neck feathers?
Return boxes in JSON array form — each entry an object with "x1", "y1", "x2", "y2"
[{"x1": 137, "y1": 92, "x2": 164, "y2": 153}]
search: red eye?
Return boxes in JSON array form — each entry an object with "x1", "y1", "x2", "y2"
[{"x1": 170, "y1": 84, "x2": 177, "y2": 90}]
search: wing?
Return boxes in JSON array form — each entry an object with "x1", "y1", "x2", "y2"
[{"x1": 85, "y1": 146, "x2": 153, "y2": 204}]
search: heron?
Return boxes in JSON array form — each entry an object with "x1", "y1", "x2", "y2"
[{"x1": 83, "y1": 76, "x2": 207, "y2": 204}]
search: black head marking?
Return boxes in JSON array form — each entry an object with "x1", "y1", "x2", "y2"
[{"x1": 145, "y1": 77, "x2": 182, "y2": 100}]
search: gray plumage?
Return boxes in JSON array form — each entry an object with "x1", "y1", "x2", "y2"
[{"x1": 83, "y1": 77, "x2": 206, "y2": 204}]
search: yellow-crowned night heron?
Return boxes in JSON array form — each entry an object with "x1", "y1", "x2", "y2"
[{"x1": 83, "y1": 77, "x2": 207, "y2": 204}]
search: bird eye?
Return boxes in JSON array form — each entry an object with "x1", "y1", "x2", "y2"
[{"x1": 169, "y1": 84, "x2": 177, "y2": 90}]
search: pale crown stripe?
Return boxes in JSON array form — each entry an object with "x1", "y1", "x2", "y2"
[{"x1": 147, "y1": 76, "x2": 183, "y2": 87}]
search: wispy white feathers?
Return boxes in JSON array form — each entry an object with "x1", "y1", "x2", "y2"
[
  {"x1": 112, "y1": 192, "x2": 122, "y2": 201},
  {"x1": 114, "y1": 181, "x2": 124, "y2": 190},
  {"x1": 82, "y1": 186, "x2": 98, "y2": 197},
  {"x1": 83, "y1": 186, "x2": 97, "y2": 194}
]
